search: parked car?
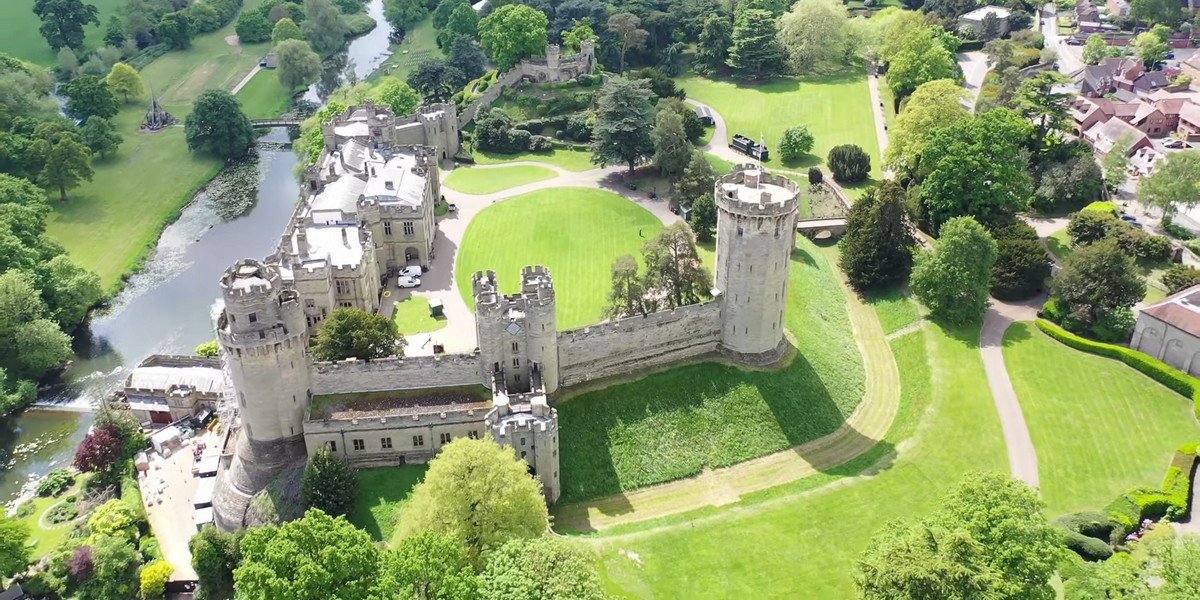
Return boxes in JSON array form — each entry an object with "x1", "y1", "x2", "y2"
[
  {"x1": 397, "y1": 276, "x2": 421, "y2": 288},
  {"x1": 1066, "y1": 37, "x2": 1085, "y2": 46},
  {"x1": 447, "y1": 203, "x2": 458, "y2": 213},
  {"x1": 1120, "y1": 215, "x2": 1143, "y2": 228},
  {"x1": 1167, "y1": 51, "x2": 1176, "y2": 60},
  {"x1": 1164, "y1": 138, "x2": 1185, "y2": 149},
  {"x1": 398, "y1": 266, "x2": 422, "y2": 278}
]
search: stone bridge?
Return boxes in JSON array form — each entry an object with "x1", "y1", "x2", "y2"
[
  {"x1": 796, "y1": 217, "x2": 848, "y2": 240},
  {"x1": 250, "y1": 118, "x2": 302, "y2": 128}
]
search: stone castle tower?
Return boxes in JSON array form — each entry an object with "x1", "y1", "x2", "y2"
[
  {"x1": 713, "y1": 166, "x2": 800, "y2": 362},
  {"x1": 473, "y1": 266, "x2": 559, "y2": 394}
]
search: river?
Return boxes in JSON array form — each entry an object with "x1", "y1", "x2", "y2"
[
  {"x1": 1, "y1": 1, "x2": 396, "y2": 503},
  {"x1": 304, "y1": 0, "x2": 394, "y2": 103}
]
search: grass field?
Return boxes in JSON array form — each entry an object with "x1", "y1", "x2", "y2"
[
  {"x1": 390, "y1": 296, "x2": 447, "y2": 335},
  {"x1": 371, "y1": 16, "x2": 440, "y2": 82},
  {"x1": 347, "y1": 465, "x2": 427, "y2": 542},
  {"x1": 456, "y1": 188, "x2": 663, "y2": 330},
  {"x1": 591, "y1": 319, "x2": 1006, "y2": 597},
  {"x1": 1002, "y1": 322, "x2": 1200, "y2": 516},
  {"x1": 864, "y1": 285, "x2": 921, "y2": 336},
  {"x1": 556, "y1": 238, "x2": 865, "y2": 502},
  {"x1": 1047, "y1": 228, "x2": 1072, "y2": 262},
  {"x1": 676, "y1": 73, "x2": 881, "y2": 182},
  {"x1": 236, "y1": 68, "x2": 292, "y2": 120},
  {"x1": 0, "y1": 0, "x2": 124, "y2": 65},
  {"x1": 443, "y1": 165, "x2": 557, "y2": 194},
  {"x1": 473, "y1": 147, "x2": 595, "y2": 172}
]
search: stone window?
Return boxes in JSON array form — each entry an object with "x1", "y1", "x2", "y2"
[
  {"x1": 335, "y1": 280, "x2": 349, "y2": 295},
  {"x1": 440, "y1": 432, "x2": 452, "y2": 444},
  {"x1": 521, "y1": 437, "x2": 527, "y2": 447},
  {"x1": 381, "y1": 437, "x2": 393, "y2": 449},
  {"x1": 352, "y1": 439, "x2": 364, "y2": 451},
  {"x1": 339, "y1": 302, "x2": 353, "y2": 308},
  {"x1": 413, "y1": 435, "x2": 425, "y2": 447},
  {"x1": 403, "y1": 221, "x2": 415, "y2": 236},
  {"x1": 384, "y1": 221, "x2": 392, "y2": 236},
  {"x1": 468, "y1": 430, "x2": 480, "y2": 440},
  {"x1": 327, "y1": 440, "x2": 337, "y2": 452},
  {"x1": 512, "y1": 341, "x2": 519, "y2": 353},
  {"x1": 512, "y1": 358, "x2": 520, "y2": 368}
]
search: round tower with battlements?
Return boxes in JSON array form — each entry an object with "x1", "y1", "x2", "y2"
[
  {"x1": 472, "y1": 266, "x2": 559, "y2": 395},
  {"x1": 713, "y1": 166, "x2": 800, "y2": 362}
]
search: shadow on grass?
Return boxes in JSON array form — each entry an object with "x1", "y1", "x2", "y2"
[{"x1": 348, "y1": 465, "x2": 428, "y2": 542}]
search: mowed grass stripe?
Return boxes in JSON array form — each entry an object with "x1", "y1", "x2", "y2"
[
  {"x1": 1002, "y1": 322, "x2": 1200, "y2": 516},
  {"x1": 455, "y1": 188, "x2": 663, "y2": 330},
  {"x1": 443, "y1": 165, "x2": 558, "y2": 194}
]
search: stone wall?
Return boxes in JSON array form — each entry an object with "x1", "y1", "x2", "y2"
[
  {"x1": 557, "y1": 300, "x2": 724, "y2": 387},
  {"x1": 310, "y1": 353, "x2": 484, "y2": 395},
  {"x1": 1131, "y1": 313, "x2": 1200, "y2": 376}
]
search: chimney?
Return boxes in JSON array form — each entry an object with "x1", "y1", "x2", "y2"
[
  {"x1": 385, "y1": 180, "x2": 394, "y2": 190},
  {"x1": 296, "y1": 224, "x2": 309, "y2": 256},
  {"x1": 341, "y1": 228, "x2": 350, "y2": 247}
]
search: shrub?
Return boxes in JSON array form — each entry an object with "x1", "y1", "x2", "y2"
[
  {"x1": 1091, "y1": 308, "x2": 1135, "y2": 343},
  {"x1": 1132, "y1": 234, "x2": 1172, "y2": 262},
  {"x1": 1054, "y1": 511, "x2": 1115, "y2": 541},
  {"x1": 1162, "y1": 215, "x2": 1195, "y2": 240},
  {"x1": 46, "y1": 501, "x2": 78, "y2": 524},
  {"x1": 1163, "y1": 264, "x2": 1200, "y2": 295},
  {"x1": 1067, "y1": 210, "x2": 1117, "y2": 245},
  {"x1": 528, "y1": 135, "x2": 552, "y2": 152},
  {"x1": 808, "y1": 167, "x2": 823, "y2": 185},
  {"x1": 37, "y1": 469, "x2": 75, "y2": 497},
  {"x1": 779, "y1": 125, "x2": 815, "y2": 161},
  {"x1": 1061, "y1": 529, "x2": 1114, "y2": 561},
  {"x1": 991, "y1": 237, "x2": 1050, "y2": 301},
  {"x1": 827, "y1": 144, "x2": 871, "y2": 183},
  {"x1": 139, "y1": 560, "x2": 173, "y2": 599},
  {"x1": 1041, "y1": 297, "x2": 1068, "y2": 323}
]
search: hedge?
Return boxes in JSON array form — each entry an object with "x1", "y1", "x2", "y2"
[{"x1": 1034, "y1": 319, "x2": 1200, "y2": 417}]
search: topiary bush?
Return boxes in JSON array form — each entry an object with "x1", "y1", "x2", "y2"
[
  {"x1": 808, "y1": 167, "x2": 823, "y2": 185},
  {"x1": 827, "y1": 144, "x2": 871, "y2": 183},
  {"x1": 1061, "y1": 529, "x2": 1114, "y2": 561}
]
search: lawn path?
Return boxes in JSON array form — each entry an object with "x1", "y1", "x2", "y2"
[
  {"x1": 980, "y1": 298, "x2": 1042, "y2": 488},
  {"x1": 231, "y1": 64, "x2": 263, "y2": 95},
  {"x1": 551, "y1": 249, "x2": 900, "y2": 532}
]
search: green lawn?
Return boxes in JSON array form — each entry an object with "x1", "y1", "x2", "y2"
[
  {"x1": 1047, "y1": 228, "x2": 1072, "y2": 262},
  {"x1": 14, "y1": 479, "x2": 84, "y2": 561},
  {"x1": 236, "y1": 68, "x2": 292, "y2": 120},
  {"x1": 473, "y1": 147, "x2": 595, "y2": 172},
  {"x1": 443, "y1": 165, "x2": 557, "y2": 194},
  {"x1": 592, "y1": 319, "x2": 1006, "y2": 597},
  {"x1": 347, "y1": 465, "x2": 427, "y2": 542},
  {"x1": 390, "y1": 296, "x2": 447, "y2": 335},
  {"x1": 557, "y1": 238, "x2": 865, "y2": 502},
  {"x1": 1002, "y1": 322, "x2": 1200, "y2": 516},
  {"x1": 864, "y1": 285, "x2": 921, "y2": 336},
  {"x1": 703, "y1": 153, "x2": 734, "y2": 174},
  {"x1": 676, "y1": 73, "x2": 881, "y2": 181},
  {"x1": 371, "y1": 16, "x2": 441, "y2": 82},
  {"x1": 456, "y1": 188, "x2": 663, "y2": 330},
  {"x1": 0, "y1": 0, "x2": 124, "y2": 65}
]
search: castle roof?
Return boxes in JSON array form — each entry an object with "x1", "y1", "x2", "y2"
[
  {"x1": 310, "y1": 175, "x2": 366, "y2": 221},
  {"x1": 362, "y1": 153, "x2": 426, "y2": 208},
  {"x1": 294, "y1": 223, "x2": 364, "y2": 269}
]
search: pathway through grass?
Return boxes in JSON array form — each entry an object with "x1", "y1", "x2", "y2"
[{"x1": 444, "y1": 165, "x2": 557, "y2": 194}]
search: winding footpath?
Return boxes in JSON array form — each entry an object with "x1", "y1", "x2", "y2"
[{"x1": 980, "y1": 299, "x2": 1043, "y2": 488}]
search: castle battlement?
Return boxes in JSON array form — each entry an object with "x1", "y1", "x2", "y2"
[
  {"x1": 220, "y1": 260, "x2": 281, "y2": 300},
  {"x1": 715, "y1": 166, "x2": 800, "y2": 217}
]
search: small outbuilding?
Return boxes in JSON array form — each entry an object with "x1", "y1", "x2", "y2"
[
  {"x1": 957, "y1": 6, "x2": 1011, "y2": 38},
  {"x1": 1130, "y1": 284, "x2": 1200, "y2": 376}
]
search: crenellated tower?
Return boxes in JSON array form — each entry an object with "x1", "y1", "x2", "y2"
[
  {"x1": 713, "y1": 166, "x2": 799, "y2": 362},
  {"x1": 473, "y1": 266, "x2": 559, "y2": 394}
]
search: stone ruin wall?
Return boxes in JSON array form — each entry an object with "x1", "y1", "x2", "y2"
[
  {"x1": 556, "y1": 299, "x2": 724, "y2": 387},
  {"x1": 311, "y1": 353, "x2": 483, "y2": 395},
  {"x1": 460, "y1": 43, "x2": 596, "y2": 126}
]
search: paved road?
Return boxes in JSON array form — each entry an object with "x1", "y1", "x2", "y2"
[
  {"x1": 959, "y1": 51, "x2": 990, "y2": 112},
  {"x1": 685, "y1": 98, "x2": 752, "y2": 166},
  {"x1": 1042, "y1": 4, "x2": 1084, "y2": 75},
  {"x1": 980, "y1": 297, "x2": 1043, "y2": 488}
]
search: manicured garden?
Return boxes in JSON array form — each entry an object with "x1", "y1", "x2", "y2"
[
  {"x1": 556, "y1": 238, "x2": 865, "y2": 502},
  {"x1": 675, "y1": 73, "x2": 881, "y2": 180},
  {"x1": 591, "y1": 320, "x2": 1005, "y2": 597},
  {"x1": 389, "y1": 296, "x2": 447, "y2": 335},
  {"x1": 443, "y1": 165, "x2": 557, "y2": 194},
  {"x1": 1, "y1": 0, "x2": 124, "y2": 65},
  {"x1": 1002, "y1": 322, "x2": 1200, "y2": 516},
  {"x1": 455, "y1": 188, "x2": 663, "y2": 330},
  {"x1": 472, "y1": 147, "x2": 595, "y2": 172},
  {"x1": 14, "y1": 478, "x2": 86, "y2": 561},
  {"x1": 346, "y1": 465, "x2": 427, "y2": 543}
]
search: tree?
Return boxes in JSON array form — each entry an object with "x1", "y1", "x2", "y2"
[
  {"x1": 1131, "y1": 0, "x2": 1184, "y2": 28},
  {"x1": 778, "y1": 125, "x2": 815, "y2": 162},
  {"x1": 1103, "y1": 135, "x2": 1134, "y2": 191},
  {"x1": 406, "y1": 59, "x2": 465, "y2": 102},
  {"x1": 157, "y1": 11, "x2": 194, "y2": 50},
  {"x1": 39, "y1": 135, "x2": 94, "y2": 202},
  {"x1": 886, "y1": 26, "x2": 959, "y2": 100},
  {"x1": 911, "y1": 217, "x2": 997, "y2": 323},
  {"x1": 657, "y1": 98, "x2": 704, "y2": 144},
  {"x1": 652, "y1": 109, "x2": 691, "y2": 179},
  {"x1": 433, "y1": 0, "x2": 469, "y2": 29},
  {"x1": 384, "y1": 0, "x2": 428, "y2": 31},
  {"x1": 195, "y1": 340, "x2": 220, "y2": 357},
  {"x1": 980, "y1": 12, "x2": 1001, "y2": 41},
  {"x1": 445, "y1": 35, "x2": 485, "y2": 82},
  {"x1": 839, "y1": 181, "x2": 917, "y2": 291},
  {"x1": 64, "y1": 75, "x2": 119, "y2": 121},
  {"x1": 301, "y1": 448, "x2": 357, "y2": 517},
  {"x1": 73, "y1": 423, "x2": 124, "y2": 473},
  {"x1": 303, "y1": 0, "x2": 350, "y2": 54},
  {"x1": 370, "y1": 76, "x2": 420, "y2": 115},
  {"x1": 642, "y1": 222, "x2": 711, "y2": 309},
  {"x1": 917, "y1": 109, "x2": 1033, "y2": 230},
  {"x1": 1162, "y1": 263, "x2": 1200, "y2": 294},
  {"x1": 79, "y1": 116, "x2": 122, "y2": 158},
  {"x1": 236, "y1": 11, "x2": 274, "y2": 43},
  {"x1": 190, "y1": 526, "x2": 242, "y2": 600},
  {"x1": 397, "y1": 438, "x2": 548, "y2": 565},
  {"x1": 58, "y1": 46, "x2": 79, "y2": 76},
  {"x1": 1014, "y1": 71, "x2": 1071, "y2": 149},
  {"x1": 607, "y1": 12, "x2": 648, "y2": 73},
  {"x1": 33, "y1": 0, "x2": 100, "y2": 51},
  {"x1": 727, "y1": 8, "x2": 785, "y2": 79},
  {"x1": 827, "y1": 144, "x2": 871, "y2": 183},
  {"x1": 275, "y1": 39, "x2": 322, "y2": 91},
  {"x1": 1052, "y1": 239, "x2": 1145, "y2": 328},
  {"x1": 478, "y1": 536, "x2": 608, "y2": 600},
  {"x1": 992, "y1": 237, "x2": 1050, "y2": 301},
  {"x1": 605, "y1": 254, "x2": 646, "y2": 318},
  {"x1": 234, "y1": 509, "x2": 380, "y2": 599},
  {"x1": 885, "y1": 79, "x2": 968, "y2": 174},
  {"x1": 106, "y1": 62, "x2": 145, "y2": 104},
  {"x1": 312, "y1": 307, "x2": 401, "y2": 361},
  {"x1": 689, "y1": 194, "x2": 717, "y2": 243},
  {"x1": 185, "y1": 90, "x2": 256, "y2": 160},
  {"x1": 561, "y1": 18, "x2": 597, "y2": 54},
  {"x1": 1138, "y1": 150, "x2": 1200, "y2": 215},
  {"x1": 479, "y1": 4, "x2": 548, "y2": 71},
  {"x1": 104, "y1": 16, "x2": 126, "y2": 47},
  {"x1": 1083, "y1": 34, "x2": 1108, "y2": 66},
  {"x1": 695, "y1": 15, "x2": 732, "y2": 75},
  {"x1": 190, "y1": 2, "x2": 223, "y2": 33},
  {"x1": 439, "y1": 4, "x2": 479, "y2": 48},
  {"x1": 271, "y1": 17, "x2": 305, "y2": 44},
  {"x1": 676, "y1": 151, "x2": 718, "y2": 207},
  {"x1": 1134, "y1": 30, "x2": 1169, "y2": 68},
  {"x1": 140, "y1": 560, "x2": 173, "y2": 599},
  {"x1": 88, "y1": 534, "x2": 141, "y2": 600},
  {"x1": 778, "y1": 0, "x2": 855, "y2": 75},
  {"x1": 590, "y1": 77, "x2": 655, "y2": 173},
  {"x1": 0, "y1": 517, "x2": 30, "y2": 578},
  {"x1": 374, "y1": 532, "x2": 479, "y2": 600}
]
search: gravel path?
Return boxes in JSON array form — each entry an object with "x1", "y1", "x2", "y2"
[{"x1": 979, "y1": 298, "x2": 1043, "y2": 488}]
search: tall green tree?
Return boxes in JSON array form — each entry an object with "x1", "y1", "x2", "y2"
[
  {"x1": 886, "y1": 25, "x2": 960, "y2": 100},
  {"x1": 312, "y1": 307, "x2": 402, "y2": 361},
  {"x1": 778, "y1": 125, "x2": 815, "y2": 162},
  {"x1": 884, "y1": 78, "x2": 968, "y2": 174},
  {"x1": 370, "y1": 76, "x2": 420, "y2": 115},
  {"x1": 433, "y1": 0, "x2": 469, "y2": 29},
  {"x1": 301, "y1": 448, "x2": 357, "y2": 517},
  {"x1": 373, "y1": 532, "x2": 478, "y2": 600},
  {"x1": 190, "y1": 526, "x2": 242, "y2": 600},
  {"x1": 446, "y1": 35, "x2": 485, "y2": 82},
  {"x1": 384, "y1": 0, "x2": 428, "y2": 30},
  {"x1": 642, "y1": 222, "x2": 711, "y2": 309},
  {"x1": 689, "y1": 194, "x2": 717, "y2": 243},
  {"x1": 651, "y1": 109, "x2": 691, "y2": 180},
  {"x1": 727, "y1": 8, "x2": 785, "y2": 79},
  {"x1": 236, "y1": 11, "x2": 274, "y2": 43},
  {"x1": 561, "y1": 18, "x2": 598, "y2": 54},
  {"x1": 1014, "y1": 71, "x2": 1071, "y2": 149},
  {"x1": 1052, "y1": 239, "x2": 1145, "y2": 328},
  {"x1": 675, "y1": 151, "x2": 718, "y2": 208},
  {"x1": 778, "y1": 0, "x2": 856, "y2": 75},
  {"x1": 839, "y1": 181, "x2": 917, "y2": 291},
  {"x1": 438, "y1": 4, "x2": 479, "y2": 48},
  {"x1": 185, "y1": 90, "x2": 256, "y2": 161},
  {"x1": 396, "y1": 437, "x2": 549, "y2": 566},
  {"x1": 479, "y1": 4, "x2": 548, "y2": 70},
  {"x1": 105, "y1": 62, "x2": 145, "y2": 104},
  {"x1": 695, "y1": 15, "x2": 732, "y2": 75},
  {"x1": 33, "y1": 0, "x2": 100, "y2": 51},
  {"x1": 303, "y1": 0, "x2": 350, "y2": 54},
  {"x1": 589, "y1": 77, "x2": 655, "y2": 173},
  {"x1": 87, "y1": 534, "x2": 142, "y2": 600},
  {"x1": 1137, "y1": 150, "x2": 1200, "y2": 215},
  {"x1": 79, "y1": 116, "x2": 122, "y2": 158},
  {"x1": 1130, "y1": 0, "x2": 1184, "y2": 28},
  {"x1": 157, "y1": 11, "x2": 194, "y2": 49},
  {"x1": 406, "y1": 59, "x2": 464, "y2": 102},
  {"x1": 607, "y1": 12, "x2": 648, "y2": 73},
  {"x1": 234, "y1": 510, "x2": 380, "y2": 599},
  {"x1": 275, "y1": 39, "x2": 322, "y2": 91},
  {"x1": 271, "y1": 17, "x2": 305, "y2": 44},
  {"x1": 38, "y1": 135, "x2": 93, "y2": 202},
  {"x1": 911, "y1": 217, "x2": 997, "y2": 323},
  {"x1": 0, "y1": 516, "x2": 30, "y2": 578},
  {"x1": 1082, "y1": 34, "x2": 1108, "y2": 65},
  {"x1": 605, "y1": 254, "x2": 646, "y2": 318},
  {"x1": 64, "y1": 75, "x2": 118, "y2": 122},
  {"x1": 478, "y1": 536, "x2": 608, "y2": 600}
]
